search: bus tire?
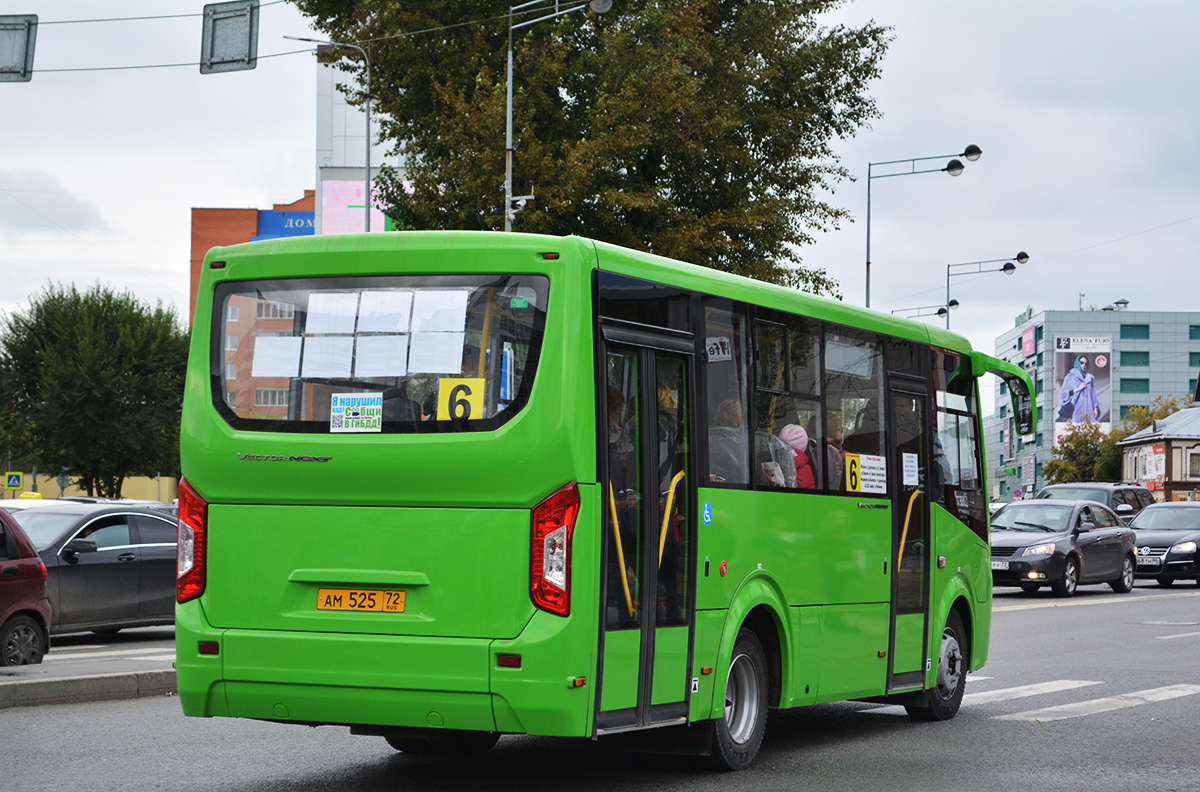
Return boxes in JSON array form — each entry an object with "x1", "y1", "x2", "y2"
[
  {"x1": 905, "y1": 609, "x2": 967, "y2": 722},
  {"x1": 705, "y1": 628, "x2": 768, "y2": 771},
  {"x1": 385, "y1": 731, "x2": 500, "y2": 755}
]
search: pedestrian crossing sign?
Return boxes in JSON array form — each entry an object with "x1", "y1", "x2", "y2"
[{"x1": 5, "y1": 472, "x2": 22, "y2": 490}]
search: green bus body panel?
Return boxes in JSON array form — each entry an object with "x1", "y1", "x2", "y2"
[
  {"x1": 203, "y1": 505, "x2": 533, "y2": 638},
  {"x1": 892, "y1": 613, "x2": 925, "y2": 674},
  {"x1": 600, "y1": 630, "x2": 640, "y2": 712},
  {"x1": 696, "y1": 488, "x2": 891, "y2": 609},
  {"x1": 650, "y1": 625, "x2": 689, "y2": 706},
  {"x1": 814, "y1": 603, "x2": 890, "y2": 702}
]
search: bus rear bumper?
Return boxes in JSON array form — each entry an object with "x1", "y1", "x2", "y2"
[{"x1": 175, "y1": 605, "x2": 594, "y2": 737}]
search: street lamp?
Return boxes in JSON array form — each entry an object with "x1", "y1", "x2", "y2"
[
  {"x1": 892, "y1": 299, "x2": 959, "y2": 319},
  {"x1": 286, "y1": 35, "x2": 373, "y2": 232},
  {"x1": 865, "y1": 144, "x2": 982, "y2": 308},
  {"x1": 945, "y1": 252, "x2": 1029, "y2": 329},
  {"x1": 505, "y1": 0, "x2": 612, "y2": 231}
]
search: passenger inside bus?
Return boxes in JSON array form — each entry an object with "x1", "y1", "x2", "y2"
[{"x1": 778, "y1": 424, "x2": 816, "y2": 490}]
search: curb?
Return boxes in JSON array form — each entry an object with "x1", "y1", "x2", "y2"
[{"x1": 0, "y1": 670, "x2": 177, "y2": 710}]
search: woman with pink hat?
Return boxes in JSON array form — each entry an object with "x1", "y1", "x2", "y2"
[{"x1": 779, "y1": 424, "x2": 816, "y2": 490}]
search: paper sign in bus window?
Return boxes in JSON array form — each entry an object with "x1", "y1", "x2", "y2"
[
  {"x1": 357, "y1": 291, "x2": 413, "y2": 333},
  {"x1": 330, "y1": 392, "x2": 383, "y2": 433},
  {"x1": 301, "y1": 336, "x2": 354, "y2": 378},
  {"x1": 251, "y1": 336, "x2": 302, "y2": 378},
  {"x1": 408, "y1": 331, "x2": 465, "y2": 373},
  {"x1": 354, "y1": 335, "x2": 409, "y2": 378},
  {"x1": 411, "y1": 290, "x2": 468, "y2": 332},
  {"x1": 306, "y1": 292, "x2": 359, "y2": 335},
  {"x1": 845, "y1": 453, "x2": 887, "y2": 494}
]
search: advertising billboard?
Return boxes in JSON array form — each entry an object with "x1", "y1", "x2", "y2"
[{"x1": 1052, "y1": 335, "x2": 1112, "y2": 447}]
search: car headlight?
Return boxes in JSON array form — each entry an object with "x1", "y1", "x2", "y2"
[
  {"x1": 1169, "y1": 540, "x2": 1197, "y2": 555},
  {"x1": 1022, "y1": 543, "x2": 1057, "y2": 557}
]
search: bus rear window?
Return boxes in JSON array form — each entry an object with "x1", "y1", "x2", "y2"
[{"x1": 212, "y1": 274, "x2": 549, "y2": 433}]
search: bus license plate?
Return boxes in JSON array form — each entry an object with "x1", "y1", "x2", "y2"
[
  {"x1": 317, "y1": 588, "x2": 406, "y2": 613},
  {"x1": 1136, "y1": 556, "x2": 1162, "y2": 567},
  {"x1": 990, "y1": 560, "x2": 1009, "y2": 571}
]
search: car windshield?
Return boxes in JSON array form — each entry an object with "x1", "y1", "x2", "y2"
[
  {"x1": 1036, "y1": 487, "x2": 1107, "y2": 503},
  {"x1": 1130, "y1": 507, "x2": 1200, "y2": 532},
  {"x1": 9, "y1": 511, "x2": 80, "y2": 551},
  {"x1": 991, "y1": 504, "x2": 1072, "y2": 532}
]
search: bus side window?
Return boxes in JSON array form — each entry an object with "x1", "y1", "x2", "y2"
[{"x1": 704, "y1": 302, "x2": 749, "y2": 486}]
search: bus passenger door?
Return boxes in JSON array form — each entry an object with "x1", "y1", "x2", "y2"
[
  {"x1": 596, "y1": 333, "x2": 694, "y2": 734},
  {"x1": 887, "y1": 381, "x2": 930, "y2": 692}
]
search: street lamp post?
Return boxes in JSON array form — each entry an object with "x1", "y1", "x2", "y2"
[
  {"x1": 945, "y1": 251, "x2": 1029, "y2": 328},
  {"x1": 505, "y1": 0, "x2": 612, "y2": 231},
  {"x1": 286, "y1": 35, "x2": 372, "y2": 232},
  {"x1": 891, "y1": 300, "x2": 959, "y2": 320},
  {"x1": 865, "y1": 144, "x2": 982, "y2": 308}
]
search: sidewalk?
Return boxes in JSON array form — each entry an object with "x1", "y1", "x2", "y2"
[{"x1": 0, "y1": 636, "x2": 177, "y2": 710}]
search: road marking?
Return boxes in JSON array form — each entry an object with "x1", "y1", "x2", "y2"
[
  {"x1": 856, "y1": 679, "x2": 1100, "y2": 716},
  {"x1": 993, "y1": 590, "x2": 1200, "y2": 612},
  {"x1": 1157, "y1": 630, "x2": 1200, "y2": 640},
  {"x1": 963, "y1": 679, "x2": 1102, "y2": 705},
  {"x1": 45, "y1": 647, "x2": 174, "y2": 662},
  {"x1": 133, "y1": 654, "x2": 176, "y2": 661},
  {"x1": 994, "y1": 684, "x2": 1200, "y2": 722}
]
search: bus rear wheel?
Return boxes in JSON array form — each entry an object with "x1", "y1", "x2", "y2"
[
  {"x1": 384, "y1": 731, "x2": 500, "y2": 755},
  {"x1": 705, "y1": 628, "x2": 768, "y2": 771},
  {"x1": 906, "y1": 609, "x2": 967, "y2": 722}
]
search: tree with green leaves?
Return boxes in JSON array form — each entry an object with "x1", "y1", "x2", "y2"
[
  {"x1": 0, "y1": 284, "x2": 189, "y2": 498},
  {"x1": 1043, "y1": 394, "x2": 1195, "y2": 484},
  {"x1": 294, "y1": 0, "x2": 890, "y2": 295}
]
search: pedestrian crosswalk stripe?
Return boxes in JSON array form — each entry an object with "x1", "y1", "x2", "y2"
[
  {"x1": 994, "y1": 684, "x2": 1200, "y2": 722},
  {"x1": 1157, "y1": 629, "x2": 1200, "y2": 640},
  {"x1": 45, "y1": 647, "x2": 175, "y2": 662},
  {"x1": 963, "y1": 679, "x2": 1101, "y2": 705}
]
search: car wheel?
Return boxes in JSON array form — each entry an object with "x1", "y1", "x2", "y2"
[
  {"x1": 1157, "y1": 577, "x2": 1175, "y2": 587},
  {"x1": 1051, "y1": 557, "x2": 1079, "y2": 597},
  {"x1": 1109, "y1": 555, "x2": 1136, "y2": 593},
  {"x1": 906, "y1": 609, "x2": 968, "y2": 722},
  {"x1": 1019, "y1": 583, "x2": 1040, "y2": 593},
  {"x1": 1, "y1": 615, "x2": 46, "y2": 666},
  {"x1": 384, "y1": 731, "x2": 499, "y2": 755},
  {"x1": 704, "y1": 628, "x2": 768, "y2": 771}
]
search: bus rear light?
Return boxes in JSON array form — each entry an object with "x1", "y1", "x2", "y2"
[
  {"x1": 198, "y1": 641, "x2": 219, "y2": 656},
  {"x1": 530, "y1": 482, "x2": 580, "y2": 617},
  {"x1": 177, "y1": 478, "x2": 208, "y2": 604}
]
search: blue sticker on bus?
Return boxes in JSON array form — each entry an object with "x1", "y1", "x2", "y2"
[{"x1": 702, "y1": 501, "x2": 713, "y2": 526}]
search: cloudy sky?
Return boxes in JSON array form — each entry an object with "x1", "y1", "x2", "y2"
[{"x1": 3, "y1": 1, "x2": 1197, "y2": 370}]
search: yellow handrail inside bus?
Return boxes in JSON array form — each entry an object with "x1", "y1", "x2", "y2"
[
  {"x1": 659, "y1": 470, "x2": 686, "y2": 567},
  {"x1": 897, "y1": 488, "x2": 922, "y2": 569},
  {"x1": 608, "y1": 484, "x2": 636, "y2": 618}
]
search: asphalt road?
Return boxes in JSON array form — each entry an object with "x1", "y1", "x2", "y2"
[{"x1": 4, "y1": 585, "x2": 1200, "y2": 791}]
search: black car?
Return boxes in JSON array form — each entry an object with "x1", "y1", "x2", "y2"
[
  {"x1": 1129, "y1": 502, "x2": 1200, "y2": 586},
  {"x1": 8, "y1": 503, "x2": 177, "y2": 635},
  {"x1": 990, "y1": 499, "x2": 1136, "y2": 597},
  {"x1": 1034, "y1": 482, "x2": 1154, "y2": 524}
]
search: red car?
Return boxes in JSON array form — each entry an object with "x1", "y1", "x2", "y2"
[{"x1": 0, "y1": 508, "x2": 51, "y2": 665}]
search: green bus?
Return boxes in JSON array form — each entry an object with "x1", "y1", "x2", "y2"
[{"x1": 177, "y1": 231, "x2": 1034, "y2": 769}]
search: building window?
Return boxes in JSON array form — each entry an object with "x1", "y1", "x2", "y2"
[
  {"x1": 1191, "y1": 378, "x2": 1197, "y2": 394},
  {"x1": 224, "y1": 334, "x2": 238, "y2": 351},
  {"x1": 255, "y1": 388, "x2": 289, "y2": 407},
  {"x1": 1120, "y1": 324, "x2": 1150, "y2": 340},
  {"x1": 1120, "y1": 405, "x2": 1133, "y2": 420},
  {"x1": 1190, "y1": 325, "x2": 1200, "y2": 341},
  {"x1": 226, "y1": 305, "x2": 239, "y2": 322},
  {"x1": 1191, "y1": 453, "x2": 1200, "y2": 479},
  {"x1": 226, "y1": 391, "x2": 236, "y2": 407},
  {"x1": 1035, "y1": 379, "x2": 1043, "y2": 394},
  {"x1": 1191, "y1": 352, "x2": 1200, "y2": 368},
  {"x1": 1036, "y1": 351, "x2": 1043, "y2": 367},
  {"x1": 1035, "y1": 326, "x2": 1044, "y2": 343},
  {"x1": 1121, "y1": 378, "x2": 1150, "y2": 394},
  {"x1": 257, "y1": 300, "x2": 296, "y2": 320},
  {"x1": 1121, "y1": 351, "x2": 1150, "y2": 367},
  {"x1": 225, "y1": 363, "x2": 236, "y2": 380}
]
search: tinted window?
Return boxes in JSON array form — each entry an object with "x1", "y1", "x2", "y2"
[
  {"x1": 0, "y1": 523, "x2": 9, "y2": 561},
  {"x1": 76, "y1": 516, "x2": 132, "y2": 549},
  {"x1": 1092, "y1": 507, "x2": 1119, "y2": 528},
  {"x1": 1037, "y1": 486, "x2": 1107, "y2": 503},
  {"x1": 1136, "y1": 490, "x2": 1156, "y2": 509},
  {"x1": 1130, "y1": 506, "x2": 1200, "y2": 531},
  {"x1": 704, "y1": 301, "x2": 750, "y2": 486},
  {"x1": 135, "y1": 515, "x2": 177, "y2": 545}
]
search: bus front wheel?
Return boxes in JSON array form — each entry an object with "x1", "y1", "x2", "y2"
[
  {"x1": 905, "y1": 609, "x2": 967, "y2": 722},
  {"x1": 705, "y1": 628, "x2": 768, "y2": 771}
]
